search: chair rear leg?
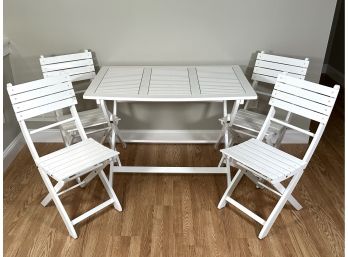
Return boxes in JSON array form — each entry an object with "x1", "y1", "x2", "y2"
[
  {"x1": 99, "y1": 128, "x2": 111, "y2": 145},
  {"x1": 98, "y1": 169, "x2": 122, "y2": 211},
  {"x1": 80, "y1": 170, "x2": 99, "y2": 188},
  {"x1": 258, "y1": 171, "x2": 304, "y2": 239},
  {"x1": 38, "y1": 169, "x2": 77, "y2": 238},
  {"x1": 218, "y1": 169, "x2": 244, "y2": 209}
]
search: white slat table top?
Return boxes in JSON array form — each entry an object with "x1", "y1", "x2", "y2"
[{"x1": 84, "y1": 65, "x2": 257, "y2": 102}]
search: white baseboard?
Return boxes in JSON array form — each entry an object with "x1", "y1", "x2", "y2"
[
  {"x1": 29, "y1": 129, "x2": 308, "y2": 144},
  {"x1": 3, "y1": 133, "x2": 25, "y2": 173},
  {"x1": 322, "y1": 64, "x2": 344, "y2": 85}
]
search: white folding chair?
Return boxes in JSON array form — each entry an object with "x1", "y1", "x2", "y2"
[
  {"x1": 216, "y1": 52, "x2": 309, "y2": 148},
  {"x1": 218, "y1": 74, "x2": 339, "y2": 239},
  {"x1": 40, "y1": 50, "x2": 126, "y2": 148},
  {"x1": 7, "y1": 75, "x2": 123, "y2": 239}
]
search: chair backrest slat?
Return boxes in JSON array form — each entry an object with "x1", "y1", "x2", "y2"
[
  {"x1": 275, "y1": 74, "x2": 338, "y2": 97},
  {"x1": 7, "y1": 75, "x2": 76, "y2": 121},
  {"x1": 40, "y1": 50, "x2": 96, "y2": 82},
  {"x1": 8, "y1": 76, "x2": 70, "y2": 95},
  {"x1": 251, "y1": 52, "x2": 309, "y2": 84},
  {"x1": 270, "y1": 74, "x2": 339, "y2": 123}
]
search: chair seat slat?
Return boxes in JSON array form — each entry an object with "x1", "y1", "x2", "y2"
[
  {"x1": 57, "y1": 108, "x2": 109, "y2": 132},
  {"x1": 39, "y1": 140, "x2": 116, "y2": 180},
  {"x1": 46, "y1": 145, "x2": 112, "y2": 176}
]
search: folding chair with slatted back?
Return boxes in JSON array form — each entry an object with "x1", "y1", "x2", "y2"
[
  {"x1": 218, "y1": 74, "x2": 339, "y2": 239},
  {"x1": 216, "y1": 52, "x2": 309, "y2": 149},
  {"x1": 7, "y1": 75, "x2": 123, "y2": 239},
  {"x1": 40, "y1": 50, "x2": 126, "y2": 148}
]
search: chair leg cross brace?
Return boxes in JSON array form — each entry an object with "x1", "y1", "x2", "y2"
[
  {"x1": 218, "y1": 168, "x2": 304, "y2": 239},
  {"x1": 39, "y1": 166, "x2": 122, "y2": 239}
]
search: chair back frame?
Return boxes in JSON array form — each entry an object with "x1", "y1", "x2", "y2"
[
  {"x1": 244, "y1": 51, "x2": 309, "y2": 110},
  {"x1": 7, "y1": 75, "x2": 87, "y2": 163},
  {"x1": 257, "y1": 74, "x2": 340, "y2": 166},
  {"x1": 40, "y1": 50, "x2": 96, "y2": 95}
]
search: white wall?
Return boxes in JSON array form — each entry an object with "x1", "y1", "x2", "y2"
[{"x1": 4, "y1": 0, "x2": 337, "y2": 130}]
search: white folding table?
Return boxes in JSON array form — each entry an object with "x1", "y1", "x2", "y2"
[{"x1": 84, "y1": 65, "x2": 257, "y2": 184}]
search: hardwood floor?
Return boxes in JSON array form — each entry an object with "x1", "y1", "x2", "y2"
[{"x1": 4, "y1": 84, "x2": 344, "y2": 256}]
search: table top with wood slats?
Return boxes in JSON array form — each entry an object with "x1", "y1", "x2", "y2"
[{"x1": 84, "y1": 65, "x2": 257, "y2": 102}]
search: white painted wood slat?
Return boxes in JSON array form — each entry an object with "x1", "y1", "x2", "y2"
[
  {"x1": 221, "y1": 138, "x2": 305, "y2": 182},
  {"x1": 61, "y1": 72, "x2": 95, "y2": 83},
  {"x1": 256, "y1": 52, "x2": 309, "y2": 67},
  {"x1": 274, "y1": 83, "x2": 335, "y2": 106},
  {"x1": 41, "y1": 59, "x2": 94, "y2": 72},
  {"x1": 16, "y1": 98, "x2": 77, "y2": 121},
  {"x1": 272, "y1": 90, "x2": 332, "y2": 115},
  {"x1": 83, "y1": 65, "x2": 257, "y2": 101},
  {"x1": 57, "y1": 108, "x2": 109, "y2": 131},
  {"x1": 255, "y1": 60, "x2": 308, "y2": 75},
  {"x1": 10, "y1": 82, "x2": 73, "y2": 103},
  {"x1": 231, "y1": 109, "x2": 283, "y2": 134},
  {"x1": 40, "y1": 51, "x2": 92, "y2": 65},
  {"x1": 39, "y1": 139, "x2": 116, "y2": 180},
  {"x1": 270, "y1": 98, "x2": 328, "y2": 123},
  {"x1": 43, "y1": 66, "x2": 95, "y2": 77},
  {"x1": 7, "y1": 76, "x2": 70, "y2": 95},
  {"x1": 13, "y1": 90, "x2": 75, "y2": 112},
  {"x1": 277, "y1": 75, "x2": 339, "y2": 97},
  {"x1": 253, "y1": 67, "x2": 305, "y2": 80}
]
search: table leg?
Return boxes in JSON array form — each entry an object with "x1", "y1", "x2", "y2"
[
  {"x1": 227, "y1": 99, "x2": 242, "y2": 147},
  {"x1": 100, "y1": 100, "x2": 117, "y2": 183},
  {"x1": 111, "y1": 101, "x2": 117, "y2": 151},
  {"x1": 223, "y1": 100, "x2": 228, "y2": 147},
  {"x1": 219, "y1": 100, "x2": 242, "y2": 185}
]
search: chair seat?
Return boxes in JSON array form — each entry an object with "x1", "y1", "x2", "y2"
[
  {"x1": 221, "y1": 138, "x2": 306, "y2": 183},
  {"x1": 38, "y1": 138, "x2": 118, "y2": 181},
  {"x1": 59, "y1": 108, "x2": 119, "y2": 132},
  {"x1": 219, "y1": 109, "x2": 284, "y2": 135}
]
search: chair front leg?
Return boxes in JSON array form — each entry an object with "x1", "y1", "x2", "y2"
[
  {"x1": 100, "y1": 127, "x2": 112, "y2": 145},
  {"x1": 41, "y1": 180, "x2": 65, "y2": 207},
  {"x1": 38, "y1": 168, "x2": 77, "y2": 238},
  {"x1": 218, "y1": 168, "x2": 244, "y2": 209},
  {"x1": 109, "y1": 155, "x2": 122, "y2": 187},
  {"x1": 272, "y1": 182, "x2": 302, "y2": 210},
  {"x1": 98, "y1": 169, "x2": 122, "y2": 211},
  {"x1": 258, "y1": 170, "x2": 304, "y2": 239},
  {"x1": 80, "y1": 170, "x2": 99, "y2": 188}
]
